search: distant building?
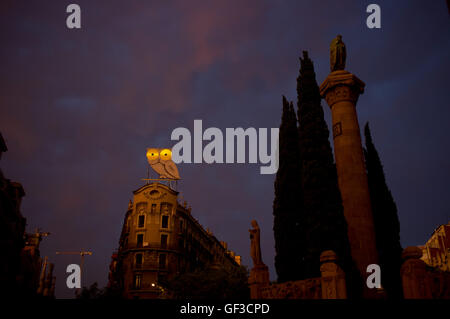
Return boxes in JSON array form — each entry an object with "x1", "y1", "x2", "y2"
[
  {"x1": 0, "y1": 133, "x2": 54, "y2": 297},
  {"x1": 0, "y1": 133, "x2": 27, "y2": 296},
  {"x1": 108, "y1": 182, "x2": 241, "y2": 299},
  {"x1": 420, "y1": 222, "x2": 450, "y2": 272}
]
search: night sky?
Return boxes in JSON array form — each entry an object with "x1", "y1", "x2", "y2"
[{"x1": 1, "y1": 1, "x2": 449, "y2": 298}]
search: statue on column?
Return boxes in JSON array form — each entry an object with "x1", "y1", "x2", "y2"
[
  {"x1": 249, "y1": 220, "x2": 263, "y2": 267},
  {"x1": 330, "y1": 35, "x2": 346, "y2": 72},
  {"x1": 248, "y1": 220, "x2": 269, "y2": 299}
]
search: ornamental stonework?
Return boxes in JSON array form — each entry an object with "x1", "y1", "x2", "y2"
[
  {"x1": 323, "y1": 85, "x2": 360, "y2": 108},
  {"x1": 260, "y1": 278, "x2": 322, "y2": 299}
]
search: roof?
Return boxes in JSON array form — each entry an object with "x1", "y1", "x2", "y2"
[{"x1": 132, "y1": 182, "x2": 179, "y2": 196}]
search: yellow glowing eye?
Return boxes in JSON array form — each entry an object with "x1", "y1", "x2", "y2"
[
  {"x1": 160, "y1": 149, "x2": 172, "y2": 161},
  {"x1": 146, "y1": 148, "x2": 159, "y2": 161}
]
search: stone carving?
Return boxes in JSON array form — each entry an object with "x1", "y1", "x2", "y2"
[
  {"x1": 260, "y1": 278, "x2": 322, "y2": 299},
  {"x1": 248, "y1": 220, "x2": 270, "y2": 299},
  {"x1": 401, "y1": 246, "x2": 450, "y2": 299},
  {"x1": 249, "y1": 220, "x2": 263, "y2": 266},
  {"x1": 332, "y1": 122, "x2": 342, "y2": 138},
  {"x1": 319, "y1": 71, "x2": 365, "y2": 108},
  {"x1": 330, "y1": 35, "x2": 346, "y2": 72},
  {"x1": 143, "y1": 190, "x2": 166, "y2": 200},
  {"x1": 319, "y1": 250, "x2": 347, "y2": 299}
]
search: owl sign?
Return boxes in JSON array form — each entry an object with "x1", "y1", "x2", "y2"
[{"x1": 146, "y1": 148, "x2": 180, "y2": 180}]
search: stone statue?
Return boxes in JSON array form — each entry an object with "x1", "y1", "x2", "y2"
[
  {"x1": 330, "y1": 35, "x2": 346, "y2": 72},
  {"x1": 249, "y1": 220, "x2": 263, "y2": 267}
]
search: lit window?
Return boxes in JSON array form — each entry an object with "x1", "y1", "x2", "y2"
[
  {"x1": 161, "y1": 215, "x2": 169, "y2": 229},
  {"x1": 134, "y1": 274, "x2": 142, "y2": 289}
]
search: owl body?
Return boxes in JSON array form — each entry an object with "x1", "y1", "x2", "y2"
[{"x1": 146, "y1": 148, "x2": 180, "y2": 180}]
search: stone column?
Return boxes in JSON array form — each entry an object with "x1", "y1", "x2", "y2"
[
  {"x1": 320, "y1": 250, "x2": 347, "y2": 299},
  {"x1": 37, "y1": 256, "x2": 48, "y2": 295},
  {"x1": 43, "y1": 262, "x2": 54, "y2": 297},
  {"x1": 249, "y1": 264, "x2": 270, "y2": 299},
  {"x1": 320, "y1": 70, "x2": 378, "y2": 297},
  {"x1": 401, "y1": 246, "x2": 432, "y2": 299}
]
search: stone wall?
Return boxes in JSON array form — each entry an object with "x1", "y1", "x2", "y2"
[
  {"x1": 250, "y1": 250, "x2": 347, "y2": 299},
  {"x1": 401, "y1": 246, "x2": 450, "y2": 299}
]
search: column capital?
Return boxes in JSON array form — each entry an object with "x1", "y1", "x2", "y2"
[{"x1": 319, "y1": 70, "x2": 365, "y2": 108}]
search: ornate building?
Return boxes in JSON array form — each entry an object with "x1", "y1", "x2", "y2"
[
  {"x1": 420, "y1": 222, "x2": 450, "y2": 272},
  {"x1": 108, "y1": 182, "x2": 241, "y2": 299}
]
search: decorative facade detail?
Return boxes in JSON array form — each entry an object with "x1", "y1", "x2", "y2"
[{"x1": 108, "y1": 182, "x2": 241, "y2": 299}]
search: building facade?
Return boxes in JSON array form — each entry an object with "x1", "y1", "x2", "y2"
[
  {"x1": 420, "y1": 223, "x2": 450, "y2": 272},
  {"x1": 109, "y1": 182, "x2": 241, "y2": 299}
]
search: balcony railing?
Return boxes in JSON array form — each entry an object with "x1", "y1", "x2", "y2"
[
  {"x1": 121, "y1": 242, "x2": 178, "y2": 251},
  {"x1": 128, "y1": 283, "x2": 164, "y2": 291}
]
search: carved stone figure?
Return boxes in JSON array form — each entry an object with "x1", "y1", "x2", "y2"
[
  {"x1": 249, "y1": 220, "x2": 263, "y2": 266},
  {"x1": 330, "y1": 35, "x2": 346, "y2": 72}
]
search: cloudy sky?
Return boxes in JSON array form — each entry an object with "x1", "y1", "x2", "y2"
[{"x1": 1, "y1": 1, "x2": 449, "y2": 298}]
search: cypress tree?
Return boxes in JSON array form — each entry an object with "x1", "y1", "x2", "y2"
[
  {"x1": 296, "y1": 51, "x2": 360, "y2": 296},
  {"x1": 273, "y1": 96, "x2": 304, "y2": 282},
  {"x1": 364, "y1": 123, "x2": 403, "y2": 299}
]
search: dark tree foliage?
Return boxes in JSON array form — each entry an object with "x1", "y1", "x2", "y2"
[
  {"x1": 273, "y1": 96, "x2": 304, "y2": 282},
  {"x1": 75, "y1": 282, "x2": 122, "y2": 299},
  {"x1": 166, "y1": 264, "x2": 249, "y2": 299},
  {"x1": 364, "y1": 123, "x2": 403, "y2": 299},
  {"x1": 296, "y1": 51, "x2": 360, "y2": 296}
]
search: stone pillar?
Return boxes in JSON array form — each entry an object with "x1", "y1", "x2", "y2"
[
  {"x1": 320, "y1": 70, "x2": 378, "y2": 297},
  {"x1": 249, "y1": 264, "x2": 270, "y2": 299},
  {"x1": 37, "y1": 256, "x2": 48, "y2": 295},
  {"x1": 43, "y1": 263, "x2": 54, "y2": 297},
  {"x1": 401, "y1": 246, "x2": 432, "y2": 299},
  {"x1": 320, "y1": 250, "x2": 347, "y2": 299}
]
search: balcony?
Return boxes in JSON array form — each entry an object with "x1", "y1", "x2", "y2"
[
  {"x1": 122, "y1": 242, "x2": 178, "y2": 251},
  {"x1": 128, "y1": 283, "x2": 165, "y2": 292}
]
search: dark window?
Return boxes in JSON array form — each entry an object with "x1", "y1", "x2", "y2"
[
  {"x1": 161, "y1": 215, "x2": 169, "y2": 228},
  {"x1": 178, "y1": 238, "x2": 184, "y2": 250},
  {"x1": 134, "y1": 274, "x2": 142, "y2": 289},
  {"x1": 138, "y1": 215, "x2": 145, "y2": 228},
  {"x1": 158, "y1": 274, "x2": 167, "y2": 285},
  {"x1": 151, "y1": 204, "x2": 156, "y2": 214},
  {"x1": 137, "y1": 234, "x2": 144, "y2": 247},
  {"x1": 135, "y1": 253, "x2": 143, "y2": 268},
  {"x1": 159, "y1": 254, "x2": 166, "y2": 269},
  {"x1": 179, "y1": 220, "x2": 183, "y2": 231},
  {"x1": 160, "y1": 234, "x2": 168, "y2": 249}
]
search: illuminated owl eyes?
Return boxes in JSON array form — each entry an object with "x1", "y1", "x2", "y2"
[
  {"x1": 146, "y1": 148, "x2": 159, "y2": 161},
  {"x1": 160, "y1": 149, "x2": 172, "y2": 161}
]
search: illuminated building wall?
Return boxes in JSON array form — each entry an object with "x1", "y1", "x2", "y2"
[
  {"x1": 420, "y1": 223, "x2": 450, "y2": 272},
  {"x1": 109, "y1": 182, "x2": 241, "y2": 299}
]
